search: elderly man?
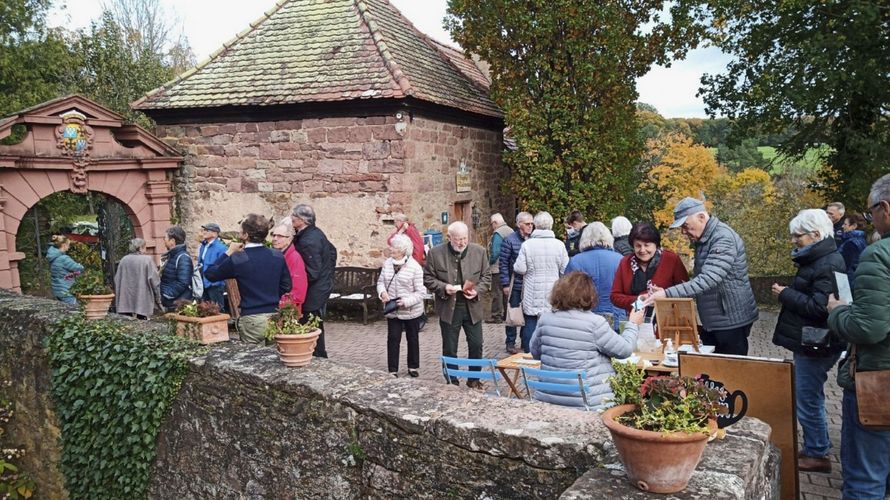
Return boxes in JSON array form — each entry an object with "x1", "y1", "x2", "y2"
[
  {"x1": 292, "y1": 203, "x2": 337, "y2": 358},
  {"x1": 488, "y1": 213, "x2": 514, "y2": 324},
  {"x1": 388, "y1": 213, "x2": 425, "y2": 265},
  {"x1": 423, "y1": 221, "x2": 491, "y2": 389},
  {"x1": 645, "y1": 197, "x2": 758, "y2": 355},
  {"x1": 198, "y1": 222, "x2": 228, "y2": 312},
  {"x1": 500, "y1": 212, "x2": 534, "y2": 353},
  {"x1": 827, "y1": 174, "x2": 890, "y2": 499},
  {"x1": 826, "y1": 202, "x2": 846, "y2": 246}
]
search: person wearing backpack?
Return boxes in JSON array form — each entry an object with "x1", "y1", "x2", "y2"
[{"x1": 160, "y1": 226, "x2": 193, "y2": 311}]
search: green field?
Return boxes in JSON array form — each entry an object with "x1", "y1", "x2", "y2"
[{"x1": 706, "y1": 145, "x2": 829, "y2": 174}]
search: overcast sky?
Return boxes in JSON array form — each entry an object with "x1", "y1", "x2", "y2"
[{"x1": 48, "y1": 0, "x2": 729, "y2": 118}]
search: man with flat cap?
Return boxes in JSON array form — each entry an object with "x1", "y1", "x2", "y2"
[
  {"x1": 198, "y1": 222, "x2": 229, "y2": 312},
  {"x1": 645, "y1": 197, "x2": 758, "y2": 355}
]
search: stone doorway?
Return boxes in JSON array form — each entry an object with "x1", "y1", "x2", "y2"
[{"x1": 0, "y1": 95, "x2": 181, "y2": 292}]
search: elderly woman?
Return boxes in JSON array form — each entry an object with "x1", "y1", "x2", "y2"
[
  {"x1": 114, "y1": 238, "x2": 162, "y2": 319},
  {"x1": 377, "y1": 234, "x2": 425, "y2": 377},
  {"x1": 514, "y1": 211, "x2": 569, "y2": 351},
  {"x1": 47, "y1": 235, "x2": 84, "y2": 305},
  {"x1": 771, "y1": 209, "x2": 846, "y2": 473},
  {"x1": 270, "y1": 217, "x2": 308, "y2": 311},
  {"x1": 565, "y1": 222, "x2": 624, "y2": 325},
  {"x1": 611, "y1": 216, "x2": 633, "y2": 256},
  {"x1": 611, "y1": 221, "x2": 689, "y2": 316},
  {"x1": 530, "y1": 272, "x2": 643, "y2": 409}
]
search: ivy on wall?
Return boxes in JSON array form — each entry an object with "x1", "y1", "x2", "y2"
[{"x1": 46, "y1": 316, "x2": 206, "y2": 499}]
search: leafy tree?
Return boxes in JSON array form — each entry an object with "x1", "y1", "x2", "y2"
[
  {"x1": 716, "y1": 138, "x2": 768, "y2": 173},
  {"x1": 689, "y1": 117, "x2": 731, "y2": 147},
  {"x1": 446, "y1": 1, "x2": 701, "y2": 220},
  {"x1": 0, "y1": 0, "x2": 73, "y2": 116},
  {"x1": 697, "y1": 0, "x2": 890, "y2": 209}
]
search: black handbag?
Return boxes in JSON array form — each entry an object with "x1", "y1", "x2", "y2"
[
  {"x1": 801, "y1": 326, "x2": 831, "y2": 349},
  {"x1": 383, "y1": 298, "x2": 400, "y2": 315}
]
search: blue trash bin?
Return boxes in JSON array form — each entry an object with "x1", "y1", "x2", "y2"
[{"x1": 423, "y1": 229, "x2": 443, "y2": 249}]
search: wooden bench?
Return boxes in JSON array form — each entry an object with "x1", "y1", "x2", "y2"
[{"x1": 328, "y1": 267, "x2": 381, "y2": 324}]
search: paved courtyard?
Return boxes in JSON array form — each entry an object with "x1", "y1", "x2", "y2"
[{"x1": 322, "y1": 308, "x2": 853, "y2": 500}]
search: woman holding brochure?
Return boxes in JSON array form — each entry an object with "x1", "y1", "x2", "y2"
[{"x1": 771, "y1": 209, "x2": 846, "y2": 473}]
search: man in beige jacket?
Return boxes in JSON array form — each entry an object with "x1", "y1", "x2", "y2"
[{"x1": 423, "y1": 222, "x2": 491, "y2": 388}]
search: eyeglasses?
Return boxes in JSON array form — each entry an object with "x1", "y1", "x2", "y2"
[
  {"x1": 271, "y1": 233, "x2": 289, "y2": 238},
  {"x1": 864, "y1": 200, "x2": 884, "y2": 223}
]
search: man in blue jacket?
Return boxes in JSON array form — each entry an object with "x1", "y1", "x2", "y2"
[
  {"x1": 198, "y1": 222, "x2": 228, "y2": 312},
  {"x1": 499, "y1": 211, "x2": 534, "y2": 354},
  {"x1": 205, "y1": 214, "x2": 291, "y2": 344},
  {"x1": 160, "y1": 226, "x2": 193, "y2": 311}
]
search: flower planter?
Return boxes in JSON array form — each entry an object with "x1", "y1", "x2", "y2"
[
  {"x1": 274, "y1": 329, "x2": 321, "y2": 367},
  {"x1": 78, "y1": 294, "x2": 115, "y2": 320},
  {"x1": 601, "y1": 404, "x2": 715, "y2": 494},
  {"x1": 166, "y1": 313, "x2": 231, "y2": 344}
]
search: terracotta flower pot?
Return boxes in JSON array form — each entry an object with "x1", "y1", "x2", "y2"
[
  {"x1": 166, "y1": 313, "x2": 231, "y2": 344},
  {"x1": 78, "y1": 294, "x2": 115, "y2": 320},
  {"x1": 601, "y1": 404, "x2": 715, "y2": 494},
  {"x1": 274, "y1": 329, "x2": 321, "y2": 367}
]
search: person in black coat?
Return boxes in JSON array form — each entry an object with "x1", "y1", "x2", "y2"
[
  {"x1": 771, "y1": 209, "x2": 846, "y2": 474},
  {"x1": 291, "y1": 203, "x2": 337, "y2": 358},
  {"x1": 160, "y1": 226, "x2": 193, "y2": 311}
]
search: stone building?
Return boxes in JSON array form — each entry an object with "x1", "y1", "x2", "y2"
[{"x1": 133, "y1": 0, "x2": 511, "y2": 266}]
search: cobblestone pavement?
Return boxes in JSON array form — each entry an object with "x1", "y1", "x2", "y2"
[{"x1": 322, "y1": 309, "x2": 858, "y2": 500}]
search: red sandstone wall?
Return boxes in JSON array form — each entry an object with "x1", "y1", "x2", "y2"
[{"x1": 156, "y1": 113, "x2": 513, "y2": 267}]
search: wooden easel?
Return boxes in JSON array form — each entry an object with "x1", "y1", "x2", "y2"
[{"x1": 654, "y1": 298, "x2": 700, "y2": 352}]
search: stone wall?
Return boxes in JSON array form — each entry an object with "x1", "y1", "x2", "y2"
[
  {"x1": 1, "y1": 292, "x2": 780, "y2": 499},
  {"x1": 156, "y1": 112, "x2": 512, "y2": 266}
]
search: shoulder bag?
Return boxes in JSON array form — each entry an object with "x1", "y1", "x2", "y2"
[
  {"x1": 504, "y1": 276, "x2": 525, "y2": 327},
  {"x1": 849, "y1": 345, "x2": 890, "y2": 430}
]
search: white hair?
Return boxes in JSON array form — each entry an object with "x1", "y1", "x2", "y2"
[
  {"x1": 579, "y1": 222, "x2": 614, "y2": 251},
  {"x1": 789, "y1": 209, "x2": 834, "y2": 241},
  {"x1": 272, "y1": 217, "x2": 294, "y2": 237},
  {"x1": 447, "y1": 221, "x2": 469, "y2": 236},
  {"x1": 490, "y1": 213, "x2": 505, "y2": 225},
  {"x1": 611, "y1": 216, "x2": 632, "y2": 237},
  {"x1": 870, "y1": 173, "x2": 890, "y2": 207},
  {"x1": 515, "y1": 211, "x2": 533, "y2": 225},
  {"x1": 533, "y1": 211, "x2": 554, "y2": 230},
  {"x1": 389, "y1": 233, "x2": 413, "y2": 257},
  {"x1": 128, "y1": 238, "x2": 146, "y2": 254}
]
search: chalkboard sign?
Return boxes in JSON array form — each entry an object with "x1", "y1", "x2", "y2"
[{"x1": 696, "y1": 374, "x2": 748, "y2": 428}]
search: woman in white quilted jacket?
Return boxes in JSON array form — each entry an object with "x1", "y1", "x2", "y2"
[
  {"x1": 377, "y1": 234, "x2": 425, "y2": 378},
  {"x1": 513, "y1": 211, "x2": 570, "y2": 351}
]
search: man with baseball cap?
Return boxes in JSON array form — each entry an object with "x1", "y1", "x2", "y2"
[
  {"x1": 644, "y1": 197, "x2": 758, "y2": 355},
  {"x1": 199, "y1": 222, "x2": 229, "y2": 312}
]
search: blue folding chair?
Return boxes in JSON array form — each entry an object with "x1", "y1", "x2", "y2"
[
  {"x1": 520, "y1": 367, "x2": 593, "y2": 411},
  {"x1": 440, "y1": 356, "x2": 502, "y2": 396}
]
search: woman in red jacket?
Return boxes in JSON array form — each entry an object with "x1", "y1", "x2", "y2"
[
  {"x1": 611, "y1": 221, "x2": 689, "y2": 315},
  {"x1": 271, "y1": 217, "x2": 308, "y2": 312}
]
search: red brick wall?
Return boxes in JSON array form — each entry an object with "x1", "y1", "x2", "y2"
[{"x1": 156, "y1": 112, "x2": 513, "y2": 267}]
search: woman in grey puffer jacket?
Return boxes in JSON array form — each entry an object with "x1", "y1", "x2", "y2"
[{"x1": 530, "y1": 272, "x2": 643, "y2": 410}]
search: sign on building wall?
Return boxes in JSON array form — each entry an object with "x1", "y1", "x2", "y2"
[{"x1": 456, "y1": 158, "x2": 471, "y2": 193}]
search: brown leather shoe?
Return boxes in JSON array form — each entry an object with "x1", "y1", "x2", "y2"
[
  {"x1": 798, "y1": 455, "x2": 831, "y2": 473},
  {"x1": 506, "y1": 346, "x2": 521, "y2": 354}
]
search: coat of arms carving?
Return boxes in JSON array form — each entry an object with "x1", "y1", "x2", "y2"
[{"x1": 56, "y1": 110, "x2": 94, "y2": 193}]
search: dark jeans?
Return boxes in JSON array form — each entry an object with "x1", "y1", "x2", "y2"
[
  {"x1": 841, "y1": 389, "x2": 890, "y2": 499},
  {"x1": 301, "y1": 307, "x2": 328, "y2": 358},
  {"x1": 440, "y1": 302, "x2": 483, "y2": 384},
  {"x1": 203, "y1": 285, "x2": 226, "y2": 313},
  {"x1": 698, "y1": 323, "x2": 753, "y2": 355},
  {"x1": 489, "y1": 272, "x2": 505, "y2": 319},
  {"x1": 522, "y1": 313, "x2": 539, "y2": 353},
  {"x1": 387, "y1": 316, "x2": 421, "y2": 373},
  {"x1": 505, "y1": 288, "x2": 531, "y2": 349}
]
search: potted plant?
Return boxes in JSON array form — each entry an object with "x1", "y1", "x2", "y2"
[
  {"x1": 601, "y1": 361, "x2": 725, "y2": 494},
  {"x1": 69, "y1": 268, "x2": 115, "y2": 320},
  {"x1": 166, "y1": 300, "x2": 231, "y2": 344},
  {"x1": 265, "y1": 304, "x2": 320, "y2": 367}
]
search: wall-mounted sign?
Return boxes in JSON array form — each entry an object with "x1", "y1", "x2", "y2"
[{"x1": 455, "y1": 158, "x2": 471, "y2": 193}]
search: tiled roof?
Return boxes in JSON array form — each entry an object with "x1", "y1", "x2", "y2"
[{"x1": 132, "y1": 0, "x2": 502, "y2": 118}]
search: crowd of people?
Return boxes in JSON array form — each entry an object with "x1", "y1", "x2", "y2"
[{"x1": 46, "y1": 172, "x2": 890, "y2": 499}]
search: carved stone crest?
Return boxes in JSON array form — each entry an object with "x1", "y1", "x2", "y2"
[{"x1": 56, "y1": 110, "x2": 94, "y2": 193}]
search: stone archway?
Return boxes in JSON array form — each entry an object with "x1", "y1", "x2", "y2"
[{"x1": 0, "y1": 95, "x2": 181, "y2": 291}]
